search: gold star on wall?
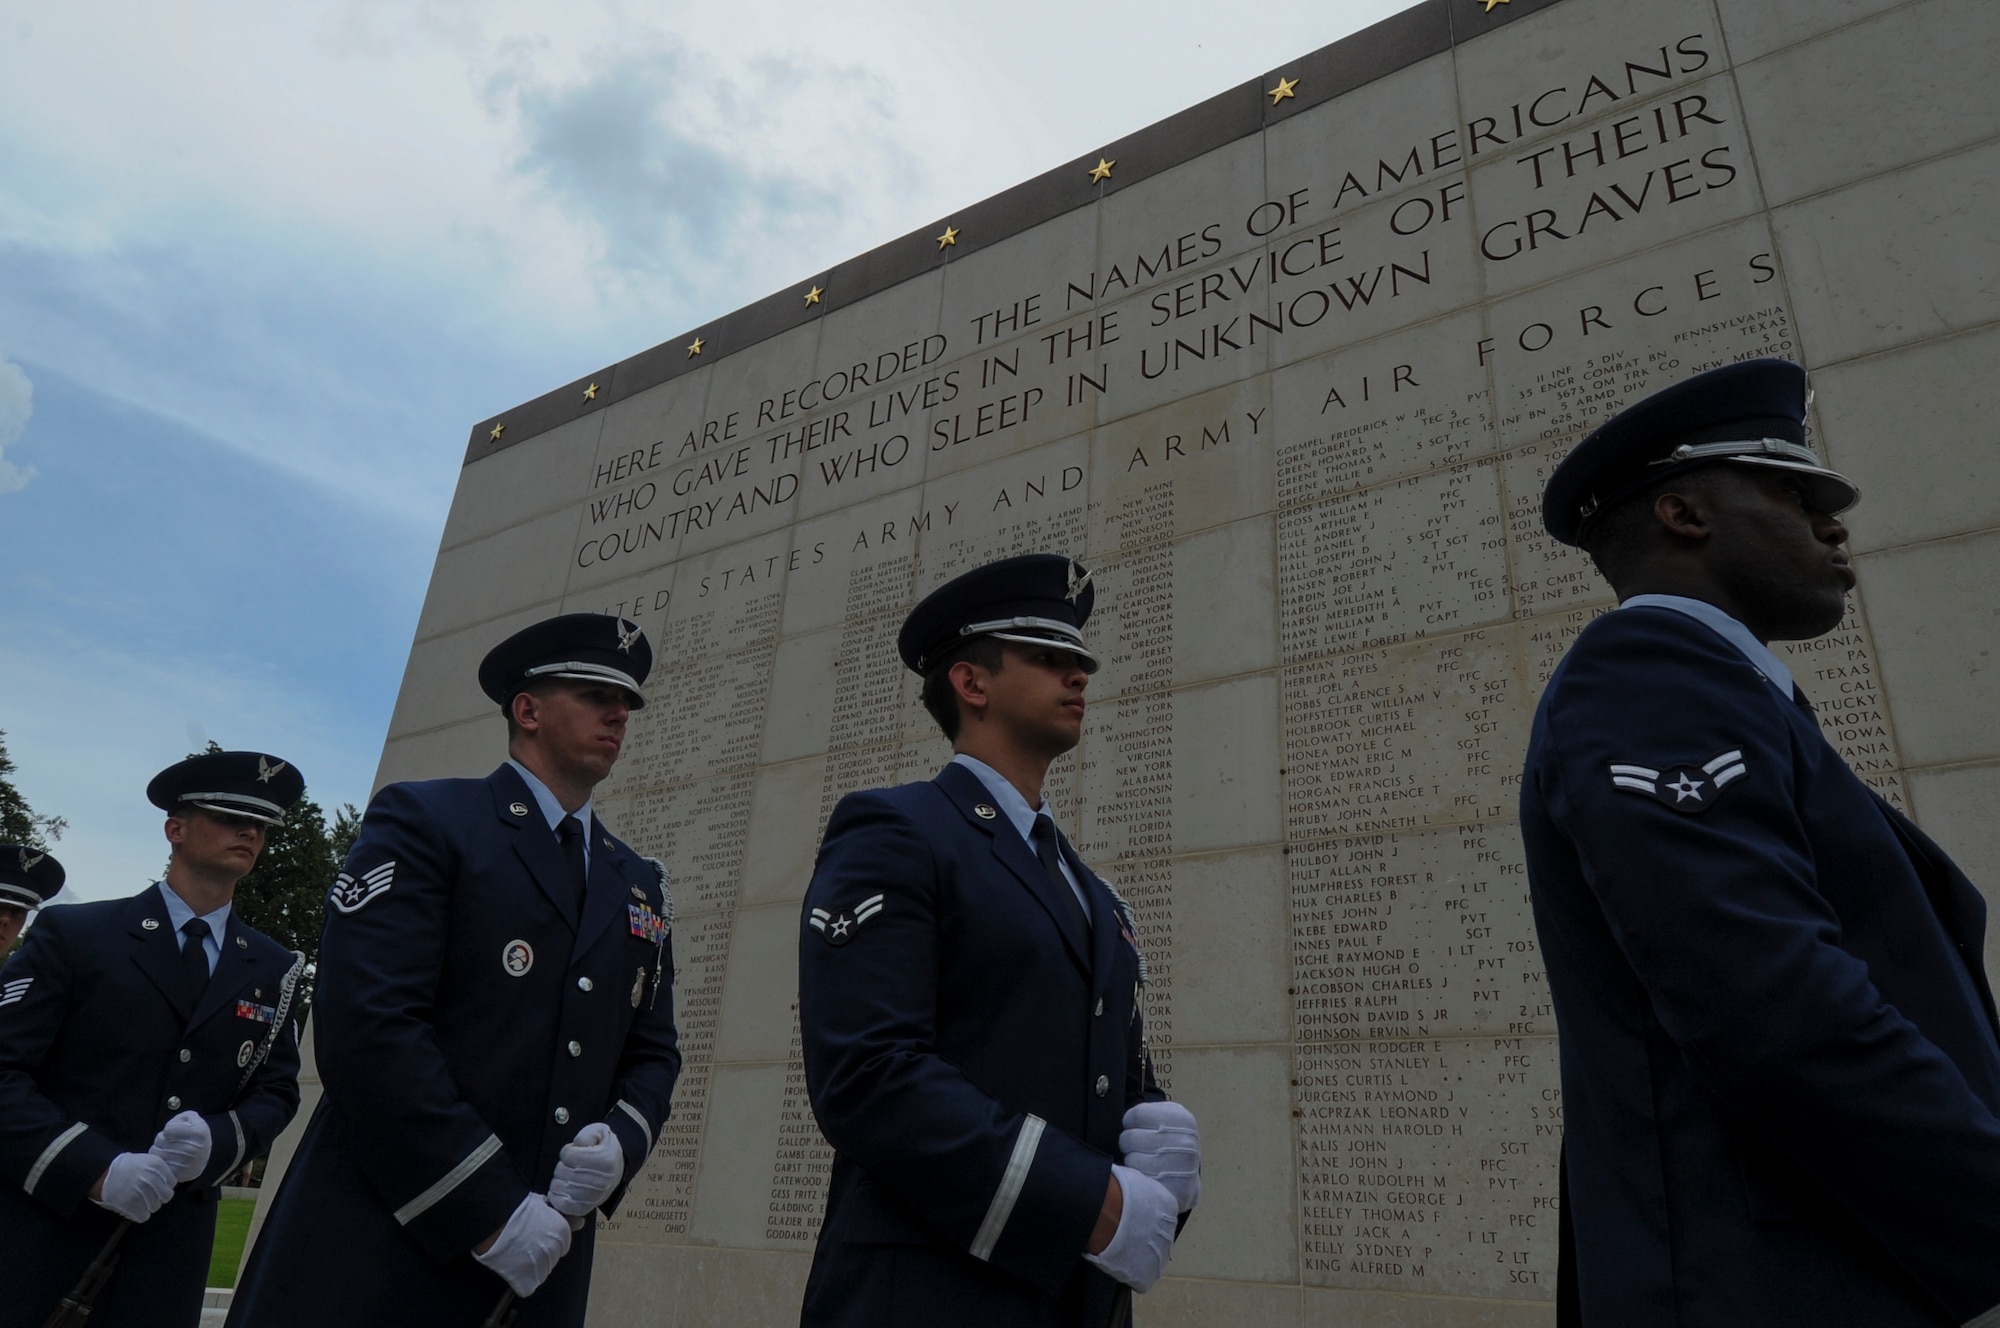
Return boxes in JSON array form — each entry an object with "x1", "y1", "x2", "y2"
[
  {"x1": 687, "y1": 337, "x2": 705, "y2": 357},
  {"x1": 583, "y1": 382, "x2": 598, "y2": 401},
  {"x1": 1268, "y1": 76, "x2": 1299, "y2": 104},
  {"x1": 1089, "y1": 158, "x2": 1115, "y2": 183},
  {"x1": 936, "y1": 225, "x2": 959, "y2": 249},
  {"x1": 489, "y1": 423, "x2": 505, "y2": 442},
  {"x1": 804, "y1": 285, "x2": 823, "y2": 306},
  {"x1": 1480, "y1": 0, "x2": 1510, "y2": 9}
]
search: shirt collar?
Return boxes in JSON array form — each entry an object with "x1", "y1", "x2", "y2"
[
  {"x1": 951, "y1": 753, "x2": 1050, "y2": 843},
  {"x1": 507, "y1": 759, "x2": 594, "y2": 835},
  {"x1": 156, "y1": 880, "x2": 232, "y2": 937},
  {"x1": 1619, "y1": 594, "x2": 1795, "y2": 695}
]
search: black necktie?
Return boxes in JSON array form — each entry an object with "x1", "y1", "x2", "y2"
[
  {"x1": 1031, "y1": 814, "x2": 1088, "y2": 929},
  {"x1": 179, "y1": 918, "x2": 212, "y2": 1010},
  {"x1": 558, "y1": 815, "x2": 588, "y2": 914}
]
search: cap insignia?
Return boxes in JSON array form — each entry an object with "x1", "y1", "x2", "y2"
[
  {"x1": 19, "y1": 848, "x2": 44, "y2": 872},
  {"x1": 1065, "y1": 560, "x2": 1092, "y2": 604},
  {"x1": 256, "y1": 756, "x2": 288, "y2": 784},
  {"x1": 973, "y1": 803, "x2": 999, "y2": 820},
  {"x1": 616, "y1": 620, "x2": 642, "y2": 653}
]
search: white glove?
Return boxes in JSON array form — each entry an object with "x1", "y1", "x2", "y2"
[
  {"x1": 1119, "y1": 1100, "x2": 1200, "y2": 1212},
  {"x1": 1083, "y1": 1164, "x2": 1178, "y2": 1293},
  {"x1": 548, "y1": 1122, "x2": 625, "y2": 1218},
  {"x1": 472, "y1": 1193, "x2": 574, "y2": 1297},
  {"x1": 151, "y1": 1110, "x2": 213, "y2": 1184},
  {"x1": 93, "y1": 1151, "x2": 179, "y2": 1222}
]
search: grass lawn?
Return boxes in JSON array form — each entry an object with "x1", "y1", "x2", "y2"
[{"x1": 208, "y1": 1197, "x2": 256, "y2": 1289}]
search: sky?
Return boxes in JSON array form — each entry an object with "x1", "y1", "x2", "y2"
[{"x1": 0, "y1": 0, "x2": 1405, "y2": 903}]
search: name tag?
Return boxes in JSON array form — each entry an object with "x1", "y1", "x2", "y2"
[
  {"x1": 236, "y1": 1000, "x2": 277, "y2": 1024},
  {"x1": 628, "y1": 903, "x2": 668, "y2": 944}
]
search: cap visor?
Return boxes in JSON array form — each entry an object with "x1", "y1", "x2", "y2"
[
  {"x1": 1724, "y1": 456, "x2": 1860, "y2": 514},
  {"x1": 184, "y1": 798, "x2": 287, "y2": 827},
  {"x1": 0, "y1": 883, "x2": 43, "y2": 909},
  {"x1": 539, "y1": 669, "x2": 647, "y2": 708},
  {"x1": 986, "y1": 631, "x2": 1101, "y2": 673}
]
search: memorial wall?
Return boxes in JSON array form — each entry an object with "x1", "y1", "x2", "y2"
[{"x1": 335, "y1": 0, "x2": 2000, "y2": 1321}]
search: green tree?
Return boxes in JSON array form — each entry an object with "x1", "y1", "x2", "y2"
[{"x1": 0, "y1": 728, "x2": 66, "y2": 849}]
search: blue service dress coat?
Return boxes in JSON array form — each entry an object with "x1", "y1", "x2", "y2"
[
  {"x1": 1521, "y1": 605, "x2": 2000, "y2": 1327},
  {"x1": 227, "y1": 765, "x2": 681, "y2": 1328},
  {"x1": 798, "y1": 761, "x2": 1172, "y2": 1328},
  {"x1": 0, "y1": 887, "x2": 305, "y2": 1328}
]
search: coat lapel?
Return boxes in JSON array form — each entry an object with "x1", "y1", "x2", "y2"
[
  {"x1": 489, "y1": 766, "x2": 581, "y2": 931},
  {"x1": 128, "y1": 886, "x2": 194, "y2": 1019},
  {"x1": 189, "y1": 916, "x2": 261, "y2": 1031},
  {"x1": 1070, "y1": 844, "x2": 1123, "y2": 997},
  {"x1": 934, "y1": 763, "x2": 1091, "y2": 974},
  {"x1": 575, "y1": 820, "x2": 629, "y2": 956}
]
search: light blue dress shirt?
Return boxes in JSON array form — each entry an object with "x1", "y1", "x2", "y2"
[
  {"x1": 1620, "y1": 593, "x2": 1795, "y2": 697},
  {"x1": 951, "y1": 753, "x2": 1090, "y2": 921},
  {"x1": 507, "y1": 759, "x2": 595, "y2": 874},
  {"x1": 157, "y1": 881, "x2": 231, "y2": 975}
]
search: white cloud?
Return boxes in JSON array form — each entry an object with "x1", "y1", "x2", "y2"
[{"x1": 0, "y1": 357, "x2": 34, "y2": 493}]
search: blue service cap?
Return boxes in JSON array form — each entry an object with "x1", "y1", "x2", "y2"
[
  {"x1": 0, "y1": 844, "x2": 64, "y2": 911},
  {"x1": 479, "y1": 612, "x2": 652, "y2": 710},
  {"x1": 147, "y1": 751, "x2": 305, "y2": 827},
  {"x1": 898, "y1": 554, "x2": 1099, "y2": 674},
  {"x1": 1541, "y1": 358, "x2": 1859, "y2": 547}
]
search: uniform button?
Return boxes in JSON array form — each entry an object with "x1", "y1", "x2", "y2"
[
  {"x1": 179, "y1": 1049, "x2": 192, "y2": 1063},
  {"x1": 167, "y1": 1096, "x2": 182, "y2": 1111},
  {"x1": 554, "y1": 1107, "x2": 571, "y2": 1125},
  {"x1": 1094, "y1": 998, "x2": 1104, "y2": 1017},
  {"x1": 568, "y1": 1041, "x2": 583, "y2": 1057},
  {"x1": 1094, "y1": 1075, "x2": 1110, "y2": 1098},
  {"x1": 578, "y1": 977, "x2": 594, "y2": 992}
]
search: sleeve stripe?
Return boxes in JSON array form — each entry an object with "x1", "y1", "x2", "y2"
[
  {"x1": 615, "y1": 1099, "x2": 652, "y2": 1146},
  {"x1": 25, "y1": 1122, "x2": 88, "y2": 1197},
  {"x1": 393, "y1": 1133, "x2": 504, "y2": 1226},
  {"x1": 969, "y1": 1114, "x2": 1045, "y2": 1263},
  {"x1": 222, "y1": 1111, "x2": 248, "y2": 1181}
]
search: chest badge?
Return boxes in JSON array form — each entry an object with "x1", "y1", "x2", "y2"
[
  {"x1": 1609, "y1": 749, "x2": 1748, "y2": 816},
  {"x1": 631, "y1": 966, "x2": 646, "y2": 1008},
  {"x1": 630, "y1": 885, "x2": 647, "y2": 901},
  {"x1": 808, "y1": 893, "x2": 885, "y2": 947},
  {"x1": 502, "y1": 939, "x2": 535, "y2": 977},
  {"x1": 238, "y1": 1040, "x2": 256, "y2": 1068},
  {"x1": 973, "y1": 804, "x2": 998, "y2": 820}
]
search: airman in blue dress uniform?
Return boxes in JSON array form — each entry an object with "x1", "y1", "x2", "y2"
[
  {"x1": 0, "y1": 754, "x2": 308, "y2": 1328},
  {"x1": 0, "y1": 840, "x2": 63, "y2": 957},
  {"x1": 228, "y1": 613, "x2": 681, "y2": 1328},
  {"x1": 1521, "y1": 359, "x2": 2000, "y2": 1326},
  {"x1": 799, "y1": 554, "x2": 1202, "y2": 1327}
]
